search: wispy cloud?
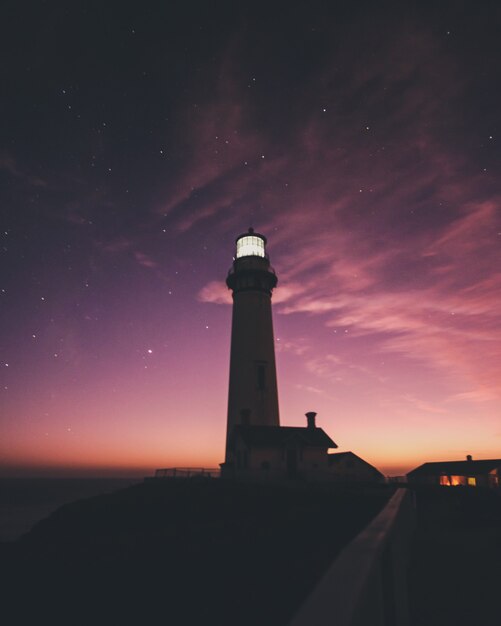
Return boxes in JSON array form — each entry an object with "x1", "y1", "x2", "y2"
[
  {"x1": 0, "y1": 152, "x2": 47, "y2": 187},
  {"x1": 133, "y1": 251, "x2": 159, "y2": 269},
  {"x1": 295, "y1": 383, "x2": 324, "y2": 395},
  {"x1": 184, "y1": 17, "x2": 501, "y2": 405},
  {"x1": 198, "y1": 280, "x2": 232, "y2": 305}
]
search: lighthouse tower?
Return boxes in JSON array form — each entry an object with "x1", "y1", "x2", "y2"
[{"x1": 225, "y1": 228, "x2": 280, "y2": 460}]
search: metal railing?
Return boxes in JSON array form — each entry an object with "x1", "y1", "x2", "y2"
[
  {"x1": 289, "y1": 488, "x2": 416, "y2": 626},
  {"x1": 154, "y1": 467, "x2": 221, "y2": 479}
]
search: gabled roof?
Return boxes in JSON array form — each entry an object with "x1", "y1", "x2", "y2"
[
  {"x1": 407, "y1": 459, "x2": 501, "y2": 477},
  {"x1": 233, "y1": 425, "x2": 337, "y2": 448},
  {"x1": 327, "y1": 451, "x2": 384, "y2": 477}
]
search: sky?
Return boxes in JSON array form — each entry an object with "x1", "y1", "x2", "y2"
[{"x1": 1, "y1": 0, "x2": 500, "y2": 477}]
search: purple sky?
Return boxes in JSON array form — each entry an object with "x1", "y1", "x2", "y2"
[{"x1": 1, "y1": 1, "x2": 500, "y2": 476}]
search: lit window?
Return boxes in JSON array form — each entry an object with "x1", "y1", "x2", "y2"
[
  {"x1": 440, "y1": 475, "x2": 465, "y2": 486},
  {"x1": 236, "y1": 235, "x2": 265, "y2": 258},
  {"x1": 467, "y1": 477, "x2": 476, "y2": 487}
]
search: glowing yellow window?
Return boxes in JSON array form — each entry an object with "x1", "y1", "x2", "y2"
[
  {"x1": 467, "y1": 477, "x2": 476, "y2": 486},
  {"x1": 236, "y1": 235, "x2": 265, "y2": 258}
]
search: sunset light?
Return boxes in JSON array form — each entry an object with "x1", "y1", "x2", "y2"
[{"x1": 1, "y1": 2, "x2": 500, "y2": 479}]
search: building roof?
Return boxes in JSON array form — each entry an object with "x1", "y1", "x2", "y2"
[
  {"x1": 233, "y1": 425, "x2": 337, "y2": 449},
  {"x1": 407, "y1": 459, "x2": 501, "y2": 477},
  {"x1": 327, "y1": 451, "x2": 384, "y2": 477}
]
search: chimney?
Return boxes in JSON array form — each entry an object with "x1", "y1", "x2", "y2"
[
  {"x1": 466, "y1": 454, "x2": 472, "y2": 462},
  {"x1": 305, "y1": 412, "x2": 317, "y2": 429}
]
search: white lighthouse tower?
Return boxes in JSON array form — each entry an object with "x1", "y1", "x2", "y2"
[{"x1": 224, "y1": 228, "x2": 280, "y2": 461}]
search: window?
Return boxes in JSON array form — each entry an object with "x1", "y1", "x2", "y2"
[
  {"x1": 236, "y1": 235, "x2": 265, "y2": 258},
  {"x1": 257, "y1": 363, "x2": 266, "y2": 390},
  {"x1": 467, "y1": 477, "x2": 476, "y2": 487},
  {"x1": 440, "y1": 475, "x2": 464, "y2": 486}
]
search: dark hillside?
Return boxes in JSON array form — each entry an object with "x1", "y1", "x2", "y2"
[{"x1": 1, "y1": 479, "x2": 390, "y2": 626}]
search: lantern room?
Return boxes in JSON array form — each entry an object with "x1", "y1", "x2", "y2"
[{"x1": 235, "y1": 228, "x2": 266, "y2": 259}]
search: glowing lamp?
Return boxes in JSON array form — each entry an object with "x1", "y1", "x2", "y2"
[{"x1": 235, "y1": 228, "x2": 266, "y2": 258}]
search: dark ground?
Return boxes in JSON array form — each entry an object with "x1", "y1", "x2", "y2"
[
  {"x1": 409, "y1": 486, "x2": 501, "y2": 626},
  {"x1": 0, "y1": 478, "x2": 139, "y2": 541},
  {"x1": 0, "y1": 479, "x2": 390, "y2": 626}
]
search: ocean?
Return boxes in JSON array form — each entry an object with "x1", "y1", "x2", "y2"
[{"x1": 0, "y1": 478, "x2": 140, "y2": 542}]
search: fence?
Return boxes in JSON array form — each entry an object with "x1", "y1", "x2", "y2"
[
  {"x1": 154, "y1": 467, "x2": 221, "y2": 479},
  {"x1": 289, "y1": 488, "x2": 415, "y2": 626}
]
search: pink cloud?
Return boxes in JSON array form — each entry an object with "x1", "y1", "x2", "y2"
[
  {"x1": 96, "y1": 237, "x2": 133, "y2": 254},
  {"x1": 133, "y1": 251, "x2": 158, "y2": 269},
  {"x1": 167, "y1": 20, "x2": 501, "y2": 411},
  {"x1": 197, "y1": 280, "x2": 232, "y2": 305},
  {"x1": 198, "y1": 278, "x2": 306, "y2": 307},
  {"x1": 275, "y1": 338, "x2": 310, "y2": 357}
]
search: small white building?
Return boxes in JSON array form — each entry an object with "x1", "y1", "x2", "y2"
[
  {"x1": 327, "y1": 451, "x2": 385, "y2": 483},
  {"x1": 224, "y1": 412, "x2": 337, "y2": 481}
]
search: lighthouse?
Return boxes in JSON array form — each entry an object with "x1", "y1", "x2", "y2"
[{"x1": 224, "y1": 228, "x2": 280, "y2": 461}]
